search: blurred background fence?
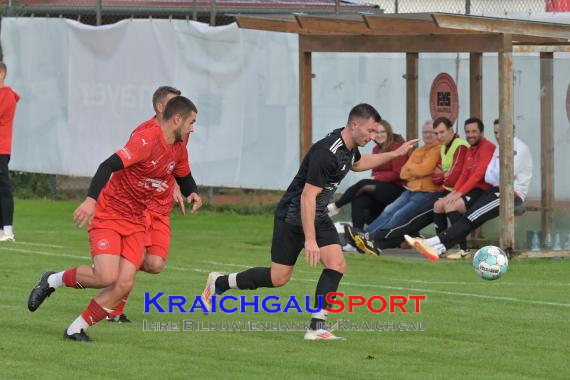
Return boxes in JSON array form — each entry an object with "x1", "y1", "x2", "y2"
[{"x1": 1, "y1": 0, "x2": 566, "y2": 27}]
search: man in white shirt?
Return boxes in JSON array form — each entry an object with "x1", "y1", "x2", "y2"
[{"x1": 406, "y1": 119, "x2": 532, "y2": 261}]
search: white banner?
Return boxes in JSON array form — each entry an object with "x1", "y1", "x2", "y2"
[{"x1": 0, "y1": 18, "x2": 300, "y2": 189}]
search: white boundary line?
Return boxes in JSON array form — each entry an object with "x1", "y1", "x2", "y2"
[
  {"x1": 18, "y1": 230, "x2": 59, "y2": 234},
  {"x1": 14, "y1": 241, "x2": 68, "y2": 249},
  {"x1": 0, "y1": 246, "x2": 89, "y2": 260},
  {"x1": 3, "y1": 247, "x2": 570, "y2": 309}
]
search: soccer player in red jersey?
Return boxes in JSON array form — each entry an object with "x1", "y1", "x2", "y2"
[
  {"x1": 106, "y1": 86, "x2": 201, "y2": 323},
  {"x1": 28, "y1": 96, "x2": 199, "y2": 341}
]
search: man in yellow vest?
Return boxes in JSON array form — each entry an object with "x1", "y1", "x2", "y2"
[{"x1": 431, "y1": 118, "x2": 470, "y2": 195}]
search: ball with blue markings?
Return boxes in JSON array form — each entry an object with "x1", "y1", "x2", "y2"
[{"x1": 472, "y1": 246, "x2": 508, "y2": 281}]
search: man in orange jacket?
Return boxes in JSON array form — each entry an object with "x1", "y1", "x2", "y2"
[{"x1": 0, "y1": 62, "x2": 20, "y2": 242}]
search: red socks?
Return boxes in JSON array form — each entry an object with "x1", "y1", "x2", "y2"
[
  {"x1": 62, "y1": 267, "x2": 84, "y2": 289},
  {"x1": 108, "y1": 292, "x2": 130, "y2": 318},
  {"x1": 81, "y1": 299, "x2": 109, "y2": 326}
]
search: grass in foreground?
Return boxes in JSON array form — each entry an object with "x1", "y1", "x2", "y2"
[{"x1": 0, "y1": 199, "x2": 569, "y2": 379}]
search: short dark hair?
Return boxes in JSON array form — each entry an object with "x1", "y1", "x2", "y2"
[
  {"x1": 0, "y1": 62, "x2": 7, "y2": 75},
  {"x1": 347, "y1": 103, "x2": 382, "y2": 125},
  {"x1": 152, "y1": 86, "x2": 181, "y2": 113},
  {"x1": 433, "y1": 117, "x2": 453, "y2": 129},
  {"x1": 163, "y1": 96, "x2": 197, "y2": 121},
  {"x1": 464, "y1": 117, "x2": 484, "y2": 132},
  {"x1": 493, "y1": 118, "x2": 515, "y2": 131}
]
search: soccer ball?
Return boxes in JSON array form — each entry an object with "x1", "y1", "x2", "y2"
[{"x1": 472, "y1": 246, "x2": 508, "y2": 281}]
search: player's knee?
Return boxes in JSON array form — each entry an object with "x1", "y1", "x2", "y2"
[
  {"x1": 143, "y1": 256, "x2": 166, "y2": 274},
  {"x1": 271, "y1": 273, "x2": 291, "y2": 287},
  {"x1": 114, "y1": 277, "x2": 135, "y2": 294},
  {"x1": 92, "y1": 266, "x2": 119, "y2": 288},
  {"x1": 325, "y1": 260, "x2": 346, "y2": 274},
  {"x1": 144, "y1": 264, "x2": 163, "y2": 274},
  {"x1": 95, "y1": 272, "x2": 118, "y2": 288}
]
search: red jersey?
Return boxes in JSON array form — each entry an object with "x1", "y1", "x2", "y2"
[
  {"x1": 453, "y1": 137, "x2": 496, "y2": 195},
  {"x1": 0, "y1": 86, "x2": 20, "y2": 154},
  {"x1": 371, "y1": 139, "x2": 408, "y2": 186},
  {"x1": 131, "y1": 117, "x2": 191, "y2": 215},
  {"x1": 94, "y1": 123, "x2": 190, "y2": 228}
]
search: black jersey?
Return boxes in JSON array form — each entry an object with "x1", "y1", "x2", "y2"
[{"x1": 276, "y1": 128, "x2": 361, "y2": 226}]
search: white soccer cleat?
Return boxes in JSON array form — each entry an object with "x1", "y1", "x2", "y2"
[
  {"x1": 0, "y1": 233, "x2": 15, "y2": 242},
  {"x1": 404, "y1": 235, "x2": 440, "y2": 262},
  {"x1": 445, "y1": 249, "x2": 472, "y2": 260},
  {"x1": 342, "y1": 243, "x2": 357, "y2": 252},
  {"x1": 304, "y1": 329, "x2": 345, "y2": 341},
  {"x1": 201, "y1": 272, "x2": 223, "y2": 314},
  {"x1": 327, "y1": 203, "x2": 340, "y2": 217}
]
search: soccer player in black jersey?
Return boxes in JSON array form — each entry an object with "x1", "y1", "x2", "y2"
[{"x1": 202, "y1": 103, "x2": 416, "y2": 340}]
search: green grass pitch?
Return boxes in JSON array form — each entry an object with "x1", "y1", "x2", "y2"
[{"x1": 1, "y1": 200, "x2": 569, "y2": 379}]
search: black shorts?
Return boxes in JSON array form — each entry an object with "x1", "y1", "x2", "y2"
[
  {"x1": 462, "y1": 188, "x2": 484, "y2": 209},
  {"x1": 271, "y1": 216, "x2": 340, "y2": 266}
]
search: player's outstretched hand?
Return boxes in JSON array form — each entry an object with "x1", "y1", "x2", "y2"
[
  {"x1": 73, "y1": 197, "x2": 96, "y2": 228},
  {"x1": 395, "y1": 139, "x2": 419, "y2": 156},
  {"x1": 187, "y1": 192, "x2": 202, "y2": 214},
  {"x1": 173, "y1": 184, "x2": 186, "y2": 215},
  {"x1": 304, "y1": 239, "x2": 320, "y2": 268}
]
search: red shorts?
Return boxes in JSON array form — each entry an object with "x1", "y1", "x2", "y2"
[
  {"x1": 89, "y1": 218, "x2": 146, "y2": 268},
  {"x1": 143, "y1": 210, "x2": 171, "y2": 260}
]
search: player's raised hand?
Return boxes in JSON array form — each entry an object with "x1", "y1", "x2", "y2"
[
  {"x1": 187, "y1": 192, "x2": 202, "y2": 214},
  {"x1": 73, "y1": 197, "x2": 96, "y2": 228},
  {"x1": 395, "y1": 139, "x2": 419, "y2": 156},
  {"x1": 304, "y1": 239, "x2": 320, "y2": 268},
  {"x1": 173, "y1": 184, "x2": 186, "y2": 215}
]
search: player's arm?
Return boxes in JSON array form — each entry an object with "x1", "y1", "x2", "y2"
[
  {"x1": 514, "y1": 143, "x2": 533, "y2": 193},
  {"x1": 73, "y1": 154, "x2": 124, "y2": 228},
  {"x1": 301, "y1": 149, "x2": 336, "y2": 267},
  {"x1": 431, "y1": 157, "x2": 444, "y2": 185},
  {"x1": 74, "y1": 130, "x2": 152, "y2": 228},
  {"x1": 172, "y1": 183, "x2": 185, "y2": 215},
  {"x1": 484, "y1": 149, "x2": 500, "y2": 187},
  {"x1": 175, "y1": 172, "x2": 202, "y2": 214},
  {"x1": 0, "y1": 91, "x2": 17, "y2": 116},
  {"x1": 351, "y1": 139, "x2": 418, "y2": 172},
  {"x1": 301, "y1": 183, "x2": 322, "y2": 268}
]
